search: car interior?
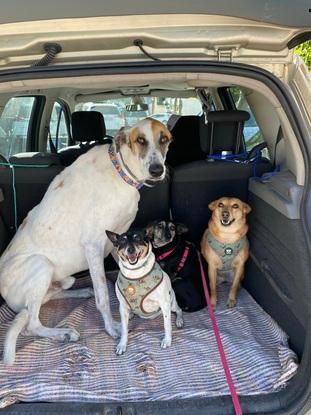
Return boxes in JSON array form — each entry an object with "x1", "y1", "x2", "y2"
[{"x1": 0, "y1": 69, "x2": 309, "y2": 414}]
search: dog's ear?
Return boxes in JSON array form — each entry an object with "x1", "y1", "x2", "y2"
[
  {"x1": 144, "y1": 224, "x2": 155, "y2": 241},
  {"x1": 114, "y1": 127, "x2": 129, "y2": 153},
  {"x1": 176, "y1": 223, "x2": 189, "y2": 235},
  {"x1": 105, "y1": 230, "x2": 120, "y2": 246},
  {"x1": 243, "y1": 203, "x2": 252, "y2": 215},
  {"x1": 208, "y1": 200, "x2": 218, "y2": 211}
]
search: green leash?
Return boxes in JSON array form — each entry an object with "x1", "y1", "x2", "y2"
[{"x1": 0, "y1": 162, "x2": 50, "y2": 232}]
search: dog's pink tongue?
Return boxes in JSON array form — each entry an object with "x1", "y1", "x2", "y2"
[{"x1": 128, "y1": 254, "x2": 137, "y2": 263}]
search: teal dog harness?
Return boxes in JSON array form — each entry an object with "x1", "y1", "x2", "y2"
[
  {"x1": 116, "y1": 262, "x2": 164, "y2": 319},
  {"x1": 207, "y1": 230, "x2": 247, "y2": 271}
]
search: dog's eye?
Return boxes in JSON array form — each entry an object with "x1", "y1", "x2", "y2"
[
  {"x1": 120, "y1": 235, "x2": 127, "y2": 243},
  {"x1": 232, "y1": 204, "x2": 239, "y2": 209},
  {"x1": 159, "y1": 135, "x2": 169, "y2": 145},
  {"x1": 133, "y1": 234, "x2": 141, "y2": 241},
  {"x1": 137, "y1": 136, "x2": 147, "y2": 145},
  {"x1": 169, "y1": 225, "x2": 175, "y2": 231},
  {"x1": 218, "y1": 202, "x2": 224, "y2": 208}
]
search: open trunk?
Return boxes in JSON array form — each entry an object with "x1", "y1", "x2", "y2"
[
  {"x1": 0, "y1": 59, "x2": 309, "y2": 415},
  {"x1": 0, "y1": 1, "x2": 310, "y2": 409}
]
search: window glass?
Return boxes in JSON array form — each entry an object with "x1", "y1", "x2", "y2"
[
  {"x1": 75, "y1": 96, "x2": 202, "y2": 136},
  {"x1": 0, "y1": 96, "x2": 35, "y2": 158},
  {"x1": 48, "y1": 102, "x2": 69, "y2": 151},
  {"x1": 228, "y1": 87, "x2": 268, "y2": 157}
]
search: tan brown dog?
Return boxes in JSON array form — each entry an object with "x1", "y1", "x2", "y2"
[{"x1": 201, "y1": 197, "x2": 251, "y2": 309}]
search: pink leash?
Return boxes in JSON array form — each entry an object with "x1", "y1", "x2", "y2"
[{"x1": 197, "y1": 252, "x2": 243, "y2": 415}]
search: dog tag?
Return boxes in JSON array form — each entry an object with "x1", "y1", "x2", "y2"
[
  {"x1": 126, "y1": 284, "x2": 136, "y2": 296},
  {"x1": 224, "y1": 247, "x2": 233, "y2": 255}
]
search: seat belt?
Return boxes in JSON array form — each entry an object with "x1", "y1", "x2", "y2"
[
  {"x1": 196, "y1": 88, "x2": 213, "y2": 124},
  {"x1": 273, "y1": 126, "x2": 283, "y2": 169},
  {"x1": 46, "y1": 126, "x2": 58, "y2": 154}
]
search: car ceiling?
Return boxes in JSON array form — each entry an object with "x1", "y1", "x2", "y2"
[{"x1": 0, "y1": 0, "x2": 310, "y2": 28}]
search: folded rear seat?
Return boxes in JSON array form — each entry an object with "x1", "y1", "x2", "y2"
[
  {"x1": 0, "y1": 152, "x2": 63, "y2": 238},
  {"x1": 171, "y1": 110, "x2": 272, "y2": 243},
  {"x1": 132, "y1": 182, "x2": 171, "y2": 228}
]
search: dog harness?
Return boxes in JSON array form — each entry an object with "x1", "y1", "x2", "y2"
[
  {"x1": 108, "y1": 144, "x2": 144, "y2": 189},
  {"x1": 116, "y1": 261, "x2": 164, "y2": 319},
  {"x1": 206, "y1": 230, "x2": 247, "y2": 271},
  {"x1": 156, "y1": 241, "x2": 192, "y2": 281}
]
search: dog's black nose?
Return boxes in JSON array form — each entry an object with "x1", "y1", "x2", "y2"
[
  {"x1": 149, "y1": 163, "x2": 164, "y2": 178},
  {"x1": 128, "y1": 245, "x2": 135, "y2": 254},
  {"x1": 222, "y1": 210, "x2": 230, "y2": 219}
]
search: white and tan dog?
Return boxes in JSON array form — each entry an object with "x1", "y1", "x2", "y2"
[{"x1": 0, "y1": 118, "x2": 172, "y2": 365}]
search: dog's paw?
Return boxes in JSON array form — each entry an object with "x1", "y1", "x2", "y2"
[
  {"x1": 115, "y1": 342, "x2": 127, "y2": 355},
  {"x1": 161, "y1": 336, "x2": 172, "y2": 349},
  {"x1": 62, "y1": 328, "x2": 80, "y2": 342},
  {"x1": 2, "y1": 351, "x2": 15, "y2": 366},
  {"x1": 227, "y1": 297, "x2": 237, "y2": 308},
  {"x1": 106, "y1": 321, "x2": 122, "y2": 339},
  {"x1": 175, "y1": 316, "x2": 184, "y2": 328},
  {"x1": 211, "y1": 297, "x2": 217, "y2": 310},
  {"x1": 83, "y1": 287, "x2": 95, "y2": 298}
]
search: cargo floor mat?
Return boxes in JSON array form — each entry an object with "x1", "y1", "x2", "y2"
[{"x1": 0, "y1": 275, "x2": 298, "y2": 407}]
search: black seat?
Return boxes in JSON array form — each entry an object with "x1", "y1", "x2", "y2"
[
  {"x1": 0, "y1": 152, "x2": 63, "y2": 240},
  {"x1": 166, "y1": 115, "x2": 206, "y2": 167},
  {"x1": 171, "y1": 110, "x2": 272, "y2": 243},
  {"x1": 132, "y1": 181, "x2": 171, "y2": 228},
  {"x1": 58, "y1": 111, "x2": 108, "y2": 166}
]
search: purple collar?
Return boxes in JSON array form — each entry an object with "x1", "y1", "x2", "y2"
[{"x1": 108, "y1": 144, "x2": 144, "y2": 190}]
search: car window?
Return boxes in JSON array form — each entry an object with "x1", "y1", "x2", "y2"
[
  {"x1": 0, "y1": 96, "x2": 36, "y2": 159},
  {"x1": 48, "y1": 101, "x2": 70, "y2": 151},
  {"x1": 75, "y1": 96, "x2": 202, "y2": 136},
  {"x1": 91, "y1": 105, "x2": 120, "y2": 115},
  {"x1": 228, "y1": 87, "x2": 269, "y2": 157}
]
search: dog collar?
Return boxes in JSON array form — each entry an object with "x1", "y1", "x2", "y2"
[
  {"x1": 118, "y1": 248, "x2": 156, "y2": 279},
  {"x1": 108, "y1": 144, "x2": 144, "y2": 190},
  {"x1": 207, "y1": 230, "x2": 247, "y2": 272}
]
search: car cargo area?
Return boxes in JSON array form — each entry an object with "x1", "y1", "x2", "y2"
[
  {"x1": 0, "y1": 66, "x2": 310, "y2": 415},
  {"x1": 0, "y1": 274, "x2": 298, "y2": 406}
]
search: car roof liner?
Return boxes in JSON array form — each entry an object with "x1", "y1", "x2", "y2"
[{"x1": 0, "y1": 0, "x2": 310, "y2": 27}]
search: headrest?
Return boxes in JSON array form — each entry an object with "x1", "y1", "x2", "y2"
[
  {"x1": 205, "y1": 110, "x2": 249, "y2": 123},
  {"x1": 9, "y1": 152, "x2": 61, "y2": 166},
  {"x1": 167, "y1": 114, "x2": 181, "y2": 131},
  {"x1": 171, "y1": 115, "x2": 200, "y2": 133},
  {"x1": 166, "y1": 115, "x2": 206, "y2": 167},
  {"x1": 200, "y1": 110, "x2": 250, "y2": 155},
  {"x1": 71, "y1": 111, "x2": 106, "y2": 143}
]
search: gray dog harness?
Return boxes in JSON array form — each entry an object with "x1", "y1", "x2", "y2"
[
  {"x1": 207, "y1": 230, "x2": 247, "y2": 271},
  {"x1": 116, "y1": 262, "x2": 164, "y2": 319}
]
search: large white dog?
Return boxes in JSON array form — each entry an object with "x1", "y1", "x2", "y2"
[{"x1": 0, "y1": 118, "x2": 172, "y2": 365}]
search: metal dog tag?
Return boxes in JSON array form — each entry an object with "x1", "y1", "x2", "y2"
[{"x1": 126, "y1": 284, "x2": 136, "y2": 296}]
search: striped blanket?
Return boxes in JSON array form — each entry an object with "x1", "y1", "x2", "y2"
[{"x1": 0, "y1": 275, "x2": 298, "y2": 407}]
